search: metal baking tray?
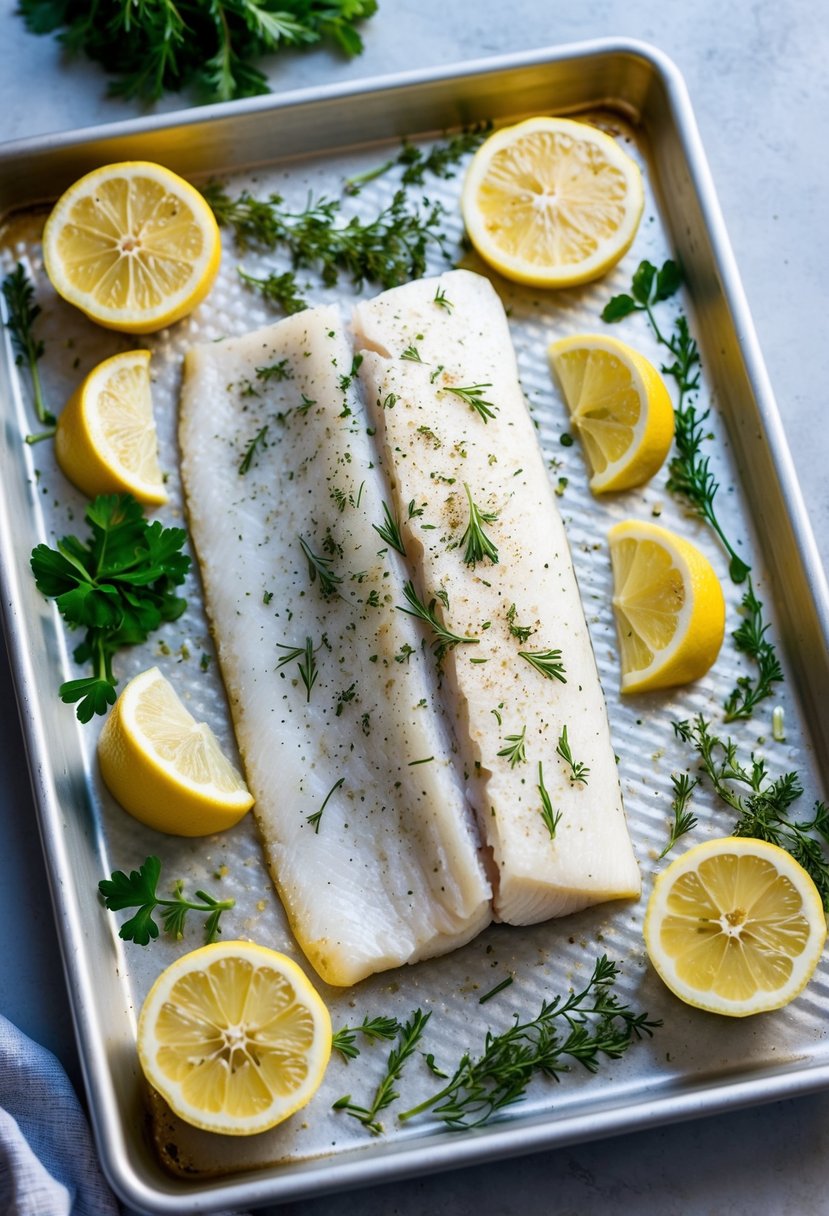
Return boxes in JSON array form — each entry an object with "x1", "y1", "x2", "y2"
[{"x1": 1, "y1": 37, "x2": 828, "y2": 1216}]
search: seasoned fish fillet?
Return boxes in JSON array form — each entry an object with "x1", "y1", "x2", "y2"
[
  {"x1": 353, "y1": 269, "x2": 640, "y2": 923},
  {"x1": 179, "y1": 306, "x2": 492, "y2": 986}
]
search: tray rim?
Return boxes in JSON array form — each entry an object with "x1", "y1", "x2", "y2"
[{"x1": 2, "y1": 35, "x2": 829, "y2": 1215}]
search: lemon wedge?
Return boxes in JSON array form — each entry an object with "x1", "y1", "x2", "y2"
[
  {"x1": 549, "y1": 333, "x2": 674, "y2": 492},
  {"x1": 55, "y1": 349, "x2": 166, "y2": 504},
  {"x1": 461, "y1": 116, "x2": 644, "y2": 288},
  {"x1": 644, "y1": 837, "x2": 826, "y2": 1017},
  {"x1": 608, "y1": 519, "x2": 725, "y2": 693},
  {"x1": 137, "y1": 941, "x2": 332, "y2": 1135},
  {"x1": 98, "y1": 667, "x2": 253, "y2": 836},
  {"x1": 42, "y1": 161, "x2": 221, "y2": 334}
]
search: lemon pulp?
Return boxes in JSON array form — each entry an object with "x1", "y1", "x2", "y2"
[
  {"x1": 97, "y1": 666, "x2": 253, "y2": 836},
  {"x1": 462, "y1": 116, "x2": 644, "y2": 287},
  {"x1": 608, "y1": 519, "x2": 725, "y2": 693},
  {"x1": 645, "y1": 838, "x2": 827, "y2": 1016},
  {"x1": 43, "y1": 161, "x2": 221, "y2": 333},
  {"x1": 138, "y1": 941, "x2": 332, "y2": 1134},
  {"x1": 549, "y1": 333, "x2": 674, "y2": 492}
]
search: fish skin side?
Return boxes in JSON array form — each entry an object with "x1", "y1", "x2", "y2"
[
  {"x1": 179, "y1": 306, "x2": 492, "y2": 986},
  {"x1": 353, "y1": 269, "x2": 641, "y2": 924}
]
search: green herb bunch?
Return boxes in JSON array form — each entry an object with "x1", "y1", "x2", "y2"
[
  {"x1": 19, "y1": 0, "x2": 378, "y2": 104},
  {"x1": 30, "y1": 494, "x2": 190, "y2": 722},
  {"x1": 99, "y1": 855, "x2": 234, "y2": 944}
]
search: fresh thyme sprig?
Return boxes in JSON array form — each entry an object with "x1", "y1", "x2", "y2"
[
  {"x1": 306, "y1": 776, "x2": 345, "y2": 834},
  {"x1": 373, "y1": 501, "x2": 406, "y2": 555},
  {"x1": 399, "y1": 957, "x2": 659, "y2": 1130},
  {"x1": 332, "y1": 1016, "x2": 401, "y2": 1062},
  {"x1": 674, "y1": 715, "x2": 829, "y2": 906},
  {"x1": 298, "y1": 536, "x2": 343, "y2": 597},
  {"x1": 460, "y1": 483, "x2": 499, "y2": 567},
  {"x1": 344, "y1": 123, "x2": 492, "y2": 195},
  {"x1": 537, "y1": 762, "x2": 562, "y2": 840},
  {"x1": 30, "y1": 494, "x2": 189, "y2": 722},
  {"x1": 497, "y1": 725, "x2": 526, "y2": 769},
  {"x1": 657, "y1": 771, "x2": 699, "y2": 860},
  {"x1": 602, "y1": 259, "x2": 749, "y2": 585},
  {"x1": 276, "y1": 636, "x2": 318, "y2": 702},
  {"x1": 2, "y1": 263, "x2": 55, "y2": 438},
  {"x1": 205, "y1": 184, "x2": 450, "y2": 294},
  {"x1": 518, "y1": 648, "x2": 567, "y2": 683},
  {"x1": 238, "y1": 424, "x2": 269, "y2": 474},
  {"x1": 18, "y1": 0, "x2": 378, "y2": 104},
  {"x1": 723, "y1": 579, "x2": 784, "y2": 721},
  {"x1": 397, "y1": 580, "x2": 479, "y2": 663},
  {"x1": 99, "y1": 855, "x2": 234, "y2": 946},
  {"x1": 238, "y1": 267, "x2": 308, "y2": 314},
  {"x1": 555, "y1": 725, "x2": 590, "y2": 785},
  {"x1": 444, "y1": 383, "x2": 497, "y2": 423},
  {"x1": 333, "y1": 1009, "x2": 431, "y2": 1135}
]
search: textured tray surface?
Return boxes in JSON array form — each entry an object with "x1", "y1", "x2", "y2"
[{"x1": 0, "y1": 77, "x2": 826, "y2": 1208}]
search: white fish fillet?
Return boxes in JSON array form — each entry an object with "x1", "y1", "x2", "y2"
[
  {"x1": 353, "y1": 269, "x2": 640, "y2": 923},
  {"x1": 179, "y1": 306, "x2": 492, "y2": 986}
]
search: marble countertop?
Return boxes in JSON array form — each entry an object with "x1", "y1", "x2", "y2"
[{"x1": 1, "y1": 0, "x2": 827, "y2": 1212}]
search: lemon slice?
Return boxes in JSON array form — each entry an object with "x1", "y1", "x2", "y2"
[
  {"x1": 137, "y1": 941, "x2": 332, "y2": 1135},
  {"x1": 608, "y1": 519, "x2": 725, "y2": 693},
  {"x1": 645, "y1": 837, "x2": 827, "y2": 1017},
  {"x1": 98, "y1": 667, "x2": 253, "y2": 836},
  {"x1": 42, "y1": 161, "x2": 221, "y2": 334},
  {"x1": 549, "y1": 333, "x2": 674, "y2": 492},
  {"x1": 55, "y1": 349, "x2": 166, "y2": 504},
  {"x1": 461, "y1": 116, "x2": 644, "y2": 288}
]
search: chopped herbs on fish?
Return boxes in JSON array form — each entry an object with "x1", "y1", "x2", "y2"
[
  {"x1": 460, "y1": 483, "x2": 499, "y2": 567},
  {"x1": 307, "y1": 776, "x2": 345, "y2": 834},
  {"x1": 556, "y1": 726, "x2": 590, "y2": 785}
]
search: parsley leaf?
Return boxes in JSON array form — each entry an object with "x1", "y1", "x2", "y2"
[
  {"x1": 30, "y1": 494, "x2": 190, "y2": 721},
  {"x1": 99, "y1": 855, "x2": 235, "y2": 945}
]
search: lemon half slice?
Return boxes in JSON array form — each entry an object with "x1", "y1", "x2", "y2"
[
  {"x1": 43, "y1": 161, "x2": 221, "y2": 334},
  {"x1": 98, "y1": 667, "x2": 253, "y2": 836},
  {"x1": 644, "y1": 837, "x2": 827, "y2": 1017},
  {"x1": 549, "y1": 333, "x2": 674, "y2": 492},
  {"x1": 55, "y1": 349, "x2": 166, "y2": 504},
  {"x1": 461, "y1": 116, "x2": 644, "y2": 288},
  {"x1": 138, "y1": 941, "x2": 332, "y2": 1135},
  {"x1": 608, "y1": 519, "x2": 725, "y2": 693}
]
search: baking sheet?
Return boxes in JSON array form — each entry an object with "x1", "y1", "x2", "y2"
[{"x1": 1, "y1": 39, "x2": 828, "y2": 1215}]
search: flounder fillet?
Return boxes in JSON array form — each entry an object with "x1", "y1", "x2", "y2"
[
  {"x1": 179, "y1": 306, "x2": 492, "y2": 986},
  {"x1": 353, "y1": 270, "x2": 640, "y2": 923}
]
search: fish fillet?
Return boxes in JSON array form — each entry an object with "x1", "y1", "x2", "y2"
[
  {"x1": 353, "y1": 269, "x2": 641, "y2": 923},
  {"x1": 179, "y1": 306, "x2": 492, "y2": 986}
]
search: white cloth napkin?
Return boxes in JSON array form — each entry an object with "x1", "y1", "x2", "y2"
[{"x1": 0, "y1": 1013, "x2": 254, "y2": 1216}]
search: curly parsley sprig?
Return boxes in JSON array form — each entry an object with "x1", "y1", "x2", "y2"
[
  {"x1": 30, "y1": 495, "x2": 190, "y2": 722},
  {"x1": 18, "y1": 0, "x2": 378, "y2": 104},
  {"x1": 99, "y1": 855, "x2": 234, "y2": 945}
]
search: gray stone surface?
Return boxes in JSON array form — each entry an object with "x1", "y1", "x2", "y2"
[{"x1": 0, "y1": 0, "x2": 827, "y2": 1212}]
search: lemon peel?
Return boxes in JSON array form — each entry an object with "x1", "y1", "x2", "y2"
[
  {"x1": 97, "y1": 666, "x2": 253, "y2": 836},
  {"x1": 549, "y1": 333, "x2": 674, "y2": 493},
  {"x1": 644, "y1": 837, "x2": 827, "y2": 1017},
  {"x1": 461, "y1": 116, "x2": 644, "y2": 288},
  {"x1": 43, "y1": 161, "x2": 220, "y2": 334},
  {"x1": 137, "y1": 941, "x2": 331, "y2": 1134}
]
